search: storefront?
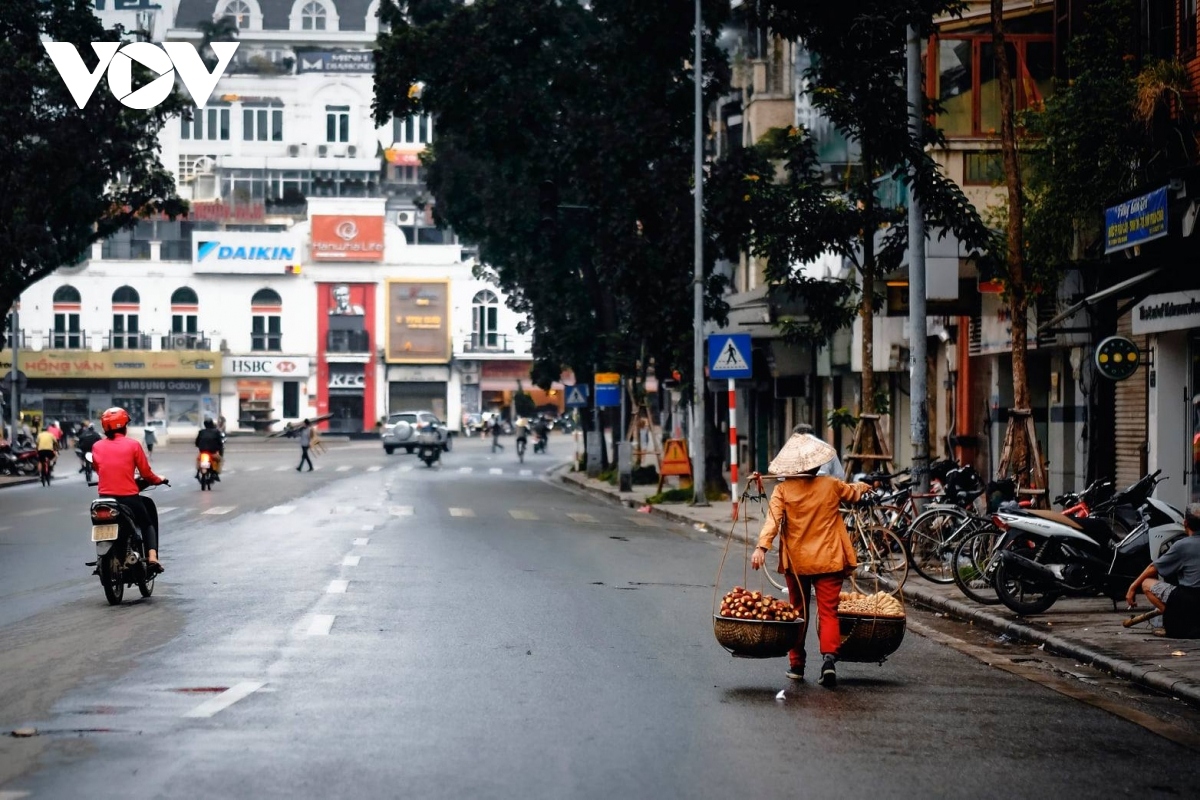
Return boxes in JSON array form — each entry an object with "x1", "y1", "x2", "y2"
[
  {"x1": 221, "y1": 356, "x2": 312, "y2": 432},
  {"x1": 315, "y1": 282, "x2": 377, "y2": 432},
  {"x1": 1137, "y1": 289, "x2": 1200, "y2": 510},
  {"x1": 385, "y1": 279, "x2": 454, "y2": 425},
  {"x1": 386, "y1": 364, "x2": 449, "y2": 421}
]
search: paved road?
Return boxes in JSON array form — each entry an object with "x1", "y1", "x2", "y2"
[{"x1": 2, "y1": 437, "x2": 1200, "y2": 798}]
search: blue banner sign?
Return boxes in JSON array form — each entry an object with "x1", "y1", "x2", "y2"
[{"x1": 1105, "y1": 186, "x2": 1167, "y2": 254}]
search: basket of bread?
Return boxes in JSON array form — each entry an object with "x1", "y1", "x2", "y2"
[
  {"x1": 713, "y1": 586, "x2": 804, "y2": 658},
  {"x1": 836, "y1": 590, "x2": 907, "y2": 664}
]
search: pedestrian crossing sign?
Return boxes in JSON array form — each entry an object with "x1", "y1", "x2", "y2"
[
  {"x1": 708, "y1": 333, "x2": 752, "y2": 379},
  {"x1": 565, "y1": 384, "x2": 590, "y2": 408}
]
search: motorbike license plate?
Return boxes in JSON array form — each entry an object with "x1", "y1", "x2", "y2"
[{"x1": 91, "y1": 524, "x2": 119, "y2": 542}]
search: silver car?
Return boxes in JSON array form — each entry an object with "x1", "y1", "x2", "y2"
[{"x1": 381, "y1": 411, "x2": 452, "y2": 455}]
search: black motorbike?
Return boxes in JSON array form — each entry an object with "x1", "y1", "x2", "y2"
[
  {"x1": 85, "y1": 473, "x2": 168, "y2": 606},
  {"x1": 0, "y1": 440, "x2": 39, "y2": 476},
  {"x1": 416, "y1": 426, "x2": 441, "y2": 468}
]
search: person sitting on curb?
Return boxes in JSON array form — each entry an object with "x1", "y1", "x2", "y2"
[{"x1": 1127, "y1": 504, "x2": 1200, "y2": 636}]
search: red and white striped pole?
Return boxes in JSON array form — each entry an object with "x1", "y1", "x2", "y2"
[{"x1": 728, "y1": 378, "x2": 738, "y2": 521}]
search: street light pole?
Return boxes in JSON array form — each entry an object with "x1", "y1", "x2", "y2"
[
  {"x1": 691, "y1": 0, "x2": 708, "y2": 506},
  {"x1": 907, "y1": 25, "x2": 930, "y2": 494},
  {"x1": 8, "y1": 303, "x2": 18, "y2": 442}
]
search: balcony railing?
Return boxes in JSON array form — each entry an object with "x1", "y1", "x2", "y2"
[
  {"x1": 3, "y1": 330, "x2": 218, "y2": 352},
  {"x1": 160, "y1": 332, "x2": 212, "y2": 350},
  {"x1": 106, "y1": 332, "x2": 152, "y2": 350},
  {"x1": 47, "y1": 330, "x2": 89, "y2": 350},
  {"x1": 462, "y1": 332, "x2": 518, "y2": 353},
  {"x1": 326, "y1": 330, "x2": 370, "y2": 353}
]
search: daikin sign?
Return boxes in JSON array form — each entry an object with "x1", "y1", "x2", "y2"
[{"x1": 42, "y1": 41, "x2": 239, "y2": 109}]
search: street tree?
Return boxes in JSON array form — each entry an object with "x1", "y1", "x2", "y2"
[
  {"x1": 374, "y1": 0, "x2": 733, "y2": 468},
  {"x1": 744, "y1": 1, "x2": 992, "y2": 450},
  {"x1": 0, "y1": 0, "x2": 186, "y2": 317}
]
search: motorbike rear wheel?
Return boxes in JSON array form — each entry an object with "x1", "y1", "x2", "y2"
[
  {"x1": 993, "y1": 555, "x2": 1060, "y2": 615},
  {"x1": 138, "y1": 569, "x2": 155, "y2": 598},
  {"x1": 99, "y1": 555, "x2": 125, "y2": 605}
]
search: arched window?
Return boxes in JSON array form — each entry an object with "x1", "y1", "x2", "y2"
[
  {"x1": 111, "y1": 286, "x2": 140, "y2": 350},
  {"x1": 53, "y1": 285, "x2": 81, "y2": 304},
  {"x1": 365, "y1": 0, "x2": 385, "y2": 34},
  {"x1": 290, "y1": 0, "x2": 339, "y2": 31},
  {"x1": 251, "y1": 289, "x2": 282, "y2": 351},
  {"x1": 218, "y1": 0, "x2": 256, "y2": 29},
  {"x1": 171, "y1": 287, "x2": 200, "y2": 341},
  {"x1": 52, "y1": 285, "x2": 82, "y2": 349},
  {"x1": 472, "y1": 290, "x2": 499, "y2": 350}
]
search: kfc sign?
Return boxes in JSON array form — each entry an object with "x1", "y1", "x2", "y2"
[
  {"x1": 311, "y1": 215, "x2": 385, "y2": 261},
  {"x1": 222, "y1": 356, "x2": 311, "y2": 378}
]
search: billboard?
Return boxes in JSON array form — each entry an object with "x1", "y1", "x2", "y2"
[
  {"x1": 386, "y1": 280, "x2": 451, "y2": 363},
  {"x1": 311, "y1": 215, "x2": 385, "y2": 261},
  {"x1": 1105, "y1": 186, "x2": 1168, "y2": 254},
  {"x1": 193, "y1": 231, "x2": 300, "y2": 273},
  {"x1": 0, "y1": 349, "x2": 220, "y2": 379}
]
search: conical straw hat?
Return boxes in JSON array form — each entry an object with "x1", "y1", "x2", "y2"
[{"x1": 769, "y1": 433, "x2": 836, "y2": 476}]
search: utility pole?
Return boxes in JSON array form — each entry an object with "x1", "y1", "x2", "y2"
[
  {"x1": 8, "y1": 302, "x2": 18, "y2": 442},
  {"x1": 907, "y1": 25, "x2": 930, "y2": 493},
  {"x1": 691, "y1": 0, "x2": 708, "y2": 506}
]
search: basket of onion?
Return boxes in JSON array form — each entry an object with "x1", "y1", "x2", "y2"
[{"x1": 713, "y1": 586, "x2": 804, "y2": 659}]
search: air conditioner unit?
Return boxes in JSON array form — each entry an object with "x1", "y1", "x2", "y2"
[
  {"x1": 396, "y1": 210, "x2": 415, "y2": 225},
  {"x1": 347, "y1": 145, "x2": 357, "y2": 157},
  {"x1": 171, "y1": 334, "x2": 194, "y2": 350},
  {"x1": 317, "y1": 144, "x2": 328, "y2": 157},
  {"x1": 287, "y1": 144, "x2": 301, "y2": 157}
]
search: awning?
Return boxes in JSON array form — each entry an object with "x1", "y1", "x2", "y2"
[{"x1": 1037, "y1": 269, "x2": 1161, "y2": 333}]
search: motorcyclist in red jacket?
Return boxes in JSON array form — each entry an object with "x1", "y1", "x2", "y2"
[{"x1": 91, "y1": 407, "x2": 169, "y2": 572}]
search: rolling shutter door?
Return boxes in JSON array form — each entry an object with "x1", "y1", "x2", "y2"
[{"x1": 1112, "y1": 312, "x2": 1148, "y2": 487}]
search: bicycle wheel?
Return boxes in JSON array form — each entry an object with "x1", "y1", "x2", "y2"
[
  {"x1": 852, "y1": 526, "x2": 908, "y2": 595},
  {"x1": 906, "y1": 506, "x2": 969, "y2": 584},
  {"x1": 952, "y1": 526, "x2": 1003, "y2": 605}
]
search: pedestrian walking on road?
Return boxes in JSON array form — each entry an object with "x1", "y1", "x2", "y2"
[
  {"x1": 751, "y1": 433, "x2": 872, "y2": 688},
  {"x1": 491, "y1": 417, "x2": 504, "y2": 453},
  {"x1": 296, "y1": 420, "x2": 315, "y2": 472}
]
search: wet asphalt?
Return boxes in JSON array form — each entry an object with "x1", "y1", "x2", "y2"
[{"x1": 2, "y1": 436, "x2": 1199, "y2": 799}]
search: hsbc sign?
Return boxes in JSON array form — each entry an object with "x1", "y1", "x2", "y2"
[
  {"x1": 223, "y1": 356, "x2": 310, "y2": 378},
  {"x1": 43, "y1": 41, "x2": 239, "y2": 109}
]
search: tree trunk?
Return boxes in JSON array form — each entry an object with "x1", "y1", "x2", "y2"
[
  {"x1": 860, "y1": 150, "x2": 877, "y2": 418},
  {"x1": 992, "y1": 0, "x2": 1031, "y2": 471}
]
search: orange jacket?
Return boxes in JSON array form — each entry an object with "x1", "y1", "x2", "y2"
[{"x1": 756, "y1": 476, "x2": 871, "y2": 576}]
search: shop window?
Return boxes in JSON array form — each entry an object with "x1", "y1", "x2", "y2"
[
  {"x1": 111, "y1": 397, "x2": 146, "y2": 427},
  {"x1": 471, "y1": 290, "x2": 499, "y2": 349},
  {"x1": 934, "y1": 34, "x2": 1053, "y2": 138},
  {"x1": 111, "y1": 285, "x2": 141, "y2": 349},
  {"x1": 283, "y1": 380, "x2": 300, "y2": 419},
  {"x1": 251, "y1": 288, "x2": 282, "y2": 351},
  {"x1": 170, "y1": 397, "x2": 201, "y2": 426}
]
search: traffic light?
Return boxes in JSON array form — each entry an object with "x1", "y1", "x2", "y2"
[{"x1": 538, "y1": 180, "x2": 558, "y2": 235}]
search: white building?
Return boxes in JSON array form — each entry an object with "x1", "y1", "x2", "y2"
[{"x1": 0, "y1": 0, "x2": 544, "y2": 437}]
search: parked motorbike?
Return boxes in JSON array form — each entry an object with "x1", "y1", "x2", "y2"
[
  {"x1": 0, "y1": 440, "x2": 39, "y2": 476},
  {"x1": 84, "y1": 463, "x2": 169, "y2": 606},
  {"x1": 196, "y1": 451, "x2": 218, "y2": 491},
  {"x1": 990, "y1": 471, "x2": 1184, "y2": 615},
  {"x1": 416, "y1": 427, "x2": 441, "y2": 468}
]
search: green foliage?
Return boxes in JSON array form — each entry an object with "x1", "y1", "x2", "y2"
[
  {"x1": 513, "y1": 383, "x2": 537, "y2": 418},
  {"x1": 647, "y1": 487, "x2": 694, "y2": 504},
  {"x1": 0, "y1": 1, "x2": 187, "y2": 312},
  {"x1": 827, "y1": 407, "x2": 859, "y2": 432},
  {"x1": 374, "y1": 0, "x2": 732, "y2": 389}
]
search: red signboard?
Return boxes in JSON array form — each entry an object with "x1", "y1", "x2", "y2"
[{"x1": 311, "y1": 215, "x2": 385, "y2": 261}]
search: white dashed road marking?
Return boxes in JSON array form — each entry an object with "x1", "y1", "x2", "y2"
[
  {"x1": 400, "y1": 465, "x2": 413, "y2": 473},
  {"x1": 157, "y1": 507, "x2": 180, "y2": 515},
  {"x1": 458, "y1": 467, "x2": 473, "y2": 474},
  {"x1": 520, "y1": 469, "x2": 533, "y2": 477},
  {"x1": 567, "y1": 513, "x2": 598, "y2": 523},
  {"x1": 389, "y1": 506, "x2": 413, "y2": 517},
  {"x1": 489, "y1": 468, "x2": 503, "y2": 475},
  {"x1": 0, "y1": 789, "x2": 33, "y2": 799},
  {"x1": 183, "y1": 681, "x2": 266, "y2": 719},
  {"x1": 275, "y1": 465, "x2": 292, "y2": 472},
  {"x1": 361, "y1": 524, "x2": 375, "y2": 531},
  {"x1": 245, "y1": 466, "x2": 263, "y2": 472},
  {"x1": 449, "y1": 508, "x2": 475, "y2": 517},
  {"x1": 307, "y1": 615, "x2": 336, "y2": 636},
  {"x1": 353, "y1": 537, "x2": 370, "y2": 546},
  {"x1": 367, "y1": 466, "x2": 382, "y2": 472},
  {"x1": 509, "y1": 510, "x2": 538, "y2": 521},
  {"x1": 342, "y1": 555, "x2": 361, "y2": 567},
  {"x1": 337, "y1": 465, "x2": 352, "y2": 472},
  {"x1": 264, "y1": 505, "x2": 296, "y2": 515},
  {"x1": 202, "y1": 506, "x2": 235, "y2": 516},
  {"x1": 327, "y1": 580, "x2": 349, "y2": 594}
]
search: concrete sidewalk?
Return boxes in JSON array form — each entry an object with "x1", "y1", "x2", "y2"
[{"x1": 560, "y1": 468, "x2": 1200, "y2": 708}]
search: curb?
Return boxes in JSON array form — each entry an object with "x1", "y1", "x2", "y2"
[
  {"x1": 0, "y1": 476, "x2": 39, "y2": 490},
  {"x1": 559, "y1": 468, "x2": 1200, "y2": 709}
]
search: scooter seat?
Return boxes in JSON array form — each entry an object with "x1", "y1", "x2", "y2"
[{"x1": 1026, "y1": 509, "x2": 1083, "y2": 531}]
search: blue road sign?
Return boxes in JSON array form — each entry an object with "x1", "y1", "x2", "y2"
[
  {"x1": 594, "y1": 373, "x2": 621, "y2": 408},
  {"x1": 708, "y1": 333, "x2": 752, "y2": 379},
  {"x1": 564, "y1": 384, "x2": 590, "y2": 408}
]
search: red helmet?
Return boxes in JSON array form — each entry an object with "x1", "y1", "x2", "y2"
[{"x1": 100, "y1": 407, "x2": 131, "y2": 433}]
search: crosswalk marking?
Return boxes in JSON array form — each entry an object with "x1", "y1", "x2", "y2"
[
  {"x1": 567, "y1": 513, "x2": 598, "y2": 523},
  {"x1": 202, "y1": 506, "x2": 235, "y2": 515},
  {"x1": 244, "y1": 466, "x2": 263, "y2": 472},
  {"x1": 520, "y1": 469, "x2": 533, "y2": 477},
  {"x1": 361, "y1": 524, "x2": 375, "y2": 531},
  {"x1": 336, "y1": 465, "x2": 353, "y2": 472},
  {"x1": 275, "y1": 465, "x2": 292, "y2": 472},
  {"x1": 307, "y1": 615, "x2": 336, "y2": 636},
  {"x1": 353, "y1": 537, "x2": 370, "y2": 546},
  {"x1": 458, "y1": 467, "x2": 473, "y2": 474},
  {"x1": 342, "y1": 555, "x2": 361, "y2": 567},
  {"x1": 367, "y1": 466, "x2": 382, "y2": 472},
  {"x1": 183, "y1": 681, "x2": 265, "y2": 719},
  {"x1": 449, "y1": 507, "x2": 475, "y2": 517},
  {"x1": 389, "y1": 506, "x2": 413, "y2": 516},
  {"x1": 157, "y1": 507, "x2": 180, "y2": 515},
  {"x1": 489, "y1": 468, "x2": 503, "y2": 475},
  {"x1": 327, "y1": 580, "x2": 349, "y2": 594},
  {"x1": 400, "y1": 465, "x2": 414, "y2": 473},
  {"x1": 509, "y1": 509, "x2": 538, "y2": 521},
  {"x1": 264, "y1": 505, "x2": 295, "y2": 515}
]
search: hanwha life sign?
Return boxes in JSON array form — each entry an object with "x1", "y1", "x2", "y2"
[
  {"x1": 311, "y1": 215, "x2": 385, "y2": 261},
  {"x1": 386, "y1": 280, "x2": 451, "y2": 363}
]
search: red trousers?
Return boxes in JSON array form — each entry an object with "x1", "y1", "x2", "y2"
[{"x1": 784, "y1": 572, "x2": 844, "y2": 667}]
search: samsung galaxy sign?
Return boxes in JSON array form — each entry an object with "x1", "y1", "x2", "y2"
[
  {"x1": 193, "y1": 232, "x2": 301, "y2": 274},
  {"x1": 43, "y1": 41, "x2": 239, "y2": 109}
]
